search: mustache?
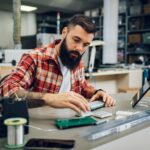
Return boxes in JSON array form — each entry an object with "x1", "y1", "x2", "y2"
[{"x1": 69, "y1": 51, "x2": 82, "y2": 58}]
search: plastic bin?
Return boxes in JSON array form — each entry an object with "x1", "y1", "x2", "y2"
[{"x1": 142, "y1": 32, "x2": 150, "y2": 44}]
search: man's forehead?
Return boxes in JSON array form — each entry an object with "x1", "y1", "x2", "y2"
[{"x1": 68, "y1": 25, "x2": 94, "y2": 43}]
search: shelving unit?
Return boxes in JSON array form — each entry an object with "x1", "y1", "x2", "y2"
[
  {"x1": 91, "y1": 12, "x2": 129, "y2": 64},
  {"x1": 36, "y1": 13, "x2": 57, "y2": 33},
  {"x1": 118, "y1": 12, "x2": 127, "y2": 63},
  {"x1": 125, "y1": 0, "x2": 150, "y2": 64},
  {"x1": 36, "y1": 12, "x2": 74, "y2": 34},
  {"x1": 91, "y1": 16, "x2": 103, "y2": 67},
  {"x1": 91, "y1": 16, "x2": 103, "y2": 40},
  {"x1": 127, "y1": 13, "x2": 150, "y2": 64},
  {"x1": 36, "y1": 2, "x2": 150, "y2": 65}
]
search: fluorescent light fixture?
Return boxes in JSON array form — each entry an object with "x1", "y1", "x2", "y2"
[{"x1": 21, "y1": 5, "x2": 37, "y2": 12}]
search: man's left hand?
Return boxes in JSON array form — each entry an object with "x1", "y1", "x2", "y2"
[{"x1": 90, "y1": 90, "x2": 116, "y2": 107}]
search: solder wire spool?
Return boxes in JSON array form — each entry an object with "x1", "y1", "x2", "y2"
[{"x1": 4, "y1": 117, "x2": 27, "y2": 149}]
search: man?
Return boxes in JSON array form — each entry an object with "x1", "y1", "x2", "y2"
[{"x1": 0, "y1": 14, "x2": 115, "y2": 113}]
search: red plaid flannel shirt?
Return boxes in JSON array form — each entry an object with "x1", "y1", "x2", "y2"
[{"x1": 0, "y1": 40, "x2": 95, "y2": 98}]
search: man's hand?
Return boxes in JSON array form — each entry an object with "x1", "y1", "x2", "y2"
[
  {"x1": 90, "y1": 90, "x2": 116, "y2": 107},
  {"x1": 42, "y1": 91, "x2": 90, "y2": 113}
]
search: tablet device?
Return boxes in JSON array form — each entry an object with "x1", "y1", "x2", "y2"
[
  {"x1": 131, "y1": 86, "x2": 150, "y2": 108},
  {"x1": 24, "y1": 138, "x2": 75, "y2": 149}
]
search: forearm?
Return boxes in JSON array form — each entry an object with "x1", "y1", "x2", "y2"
[
  {"x1": 15, "y1": 88, "x2": 46, "y2": 108},
  {"x1": 81, "y1": 80, "x2": 96, "y2": 98},
  {"x1": 16, "y1": 88, "x2": 44, "y2": 99},
  {"x1": 16, "y1": 89, "x2": 90, "y2": 113}
]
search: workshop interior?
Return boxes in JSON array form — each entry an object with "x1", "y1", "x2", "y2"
[{"x1": 0, "y1": 0, "x2": 150, "y2": 150}]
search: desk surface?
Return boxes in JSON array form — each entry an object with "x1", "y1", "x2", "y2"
[{"x1": 0, "y1": 93, "x2": 150, "y2": 150}]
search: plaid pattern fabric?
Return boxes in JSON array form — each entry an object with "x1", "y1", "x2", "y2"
[{"x1": 0, "y1": 40, "x2": 95, "y2": 98}]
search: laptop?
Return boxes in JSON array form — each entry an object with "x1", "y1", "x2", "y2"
[{"x1": 131, "y1": 85, "x2": 150, "y2": 108}]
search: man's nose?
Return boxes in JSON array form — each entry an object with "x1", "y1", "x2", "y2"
[{"x1": 75, "y1": 43, "x2": 84, "y2": 53}]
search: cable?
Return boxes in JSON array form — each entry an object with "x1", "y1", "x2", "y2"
[{"x1": 24, "y1": 124, "x2": 57, "y2": 132}]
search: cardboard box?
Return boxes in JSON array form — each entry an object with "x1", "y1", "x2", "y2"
[
  {"x1": 128, "y1": 34, "x2": 141, "y2": 43},
  {"x1": 144, "y1": 4, "x2": 150, "y2": 14}
]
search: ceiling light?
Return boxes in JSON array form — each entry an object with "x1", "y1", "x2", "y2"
[{"x1": 21, "y1": 5, "x2": 37, "y2": 12}]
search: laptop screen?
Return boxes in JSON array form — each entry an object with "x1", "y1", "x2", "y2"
[{"x1": 131, "y1": 85, "x2": 150, "y2": 108}]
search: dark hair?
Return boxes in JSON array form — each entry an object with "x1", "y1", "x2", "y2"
[{"x1": 67, "y1": 14, "x2": 97, "y2": 34}]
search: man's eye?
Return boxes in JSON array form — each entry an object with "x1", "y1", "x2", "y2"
[{"x1": 74, "y1": 38, "x2": 80, "y2": 43}]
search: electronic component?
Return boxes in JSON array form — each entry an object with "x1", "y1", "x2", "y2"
[
  {"x1": 0, "y1": 97, "x2": 29, "y2": 138},
  {"x1": 76, "y1": 111, "x2": 93, "y2": 117},
  {"x1": 55, "y1": 117, "x2": 97, "y2": 129},
  {"x1": 4, "y1": 118, "x2": 27, "y2": 148},
  {"x1": 93, "y1": 111, "x2": 112, "y2": 119},
  {"x1": 89, "y1": 101, "x2": 105, "y2": 111}
]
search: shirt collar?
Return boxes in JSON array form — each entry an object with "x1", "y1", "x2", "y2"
[{"x1": 43, "y1": 39, "x2": 61, "y2": 62}]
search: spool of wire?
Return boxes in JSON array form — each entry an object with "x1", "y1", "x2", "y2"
[{"x1": 4, "y1": 117, "x2": 27, "y2": 149}]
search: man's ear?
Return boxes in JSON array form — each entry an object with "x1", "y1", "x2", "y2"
[{"x1": 62, "y1": 27, "x2": 68, "y2": 38}]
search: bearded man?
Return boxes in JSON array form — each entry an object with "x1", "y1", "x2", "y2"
[{"x1": 0, "y1": 14, "x2": 115, "y2": 113}]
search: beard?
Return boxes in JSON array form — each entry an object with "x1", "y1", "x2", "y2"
[{"x1": 59, "y1": 38, "x2": 83, "y2": 70}]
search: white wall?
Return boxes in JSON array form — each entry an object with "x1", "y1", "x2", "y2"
[
  {"x1": 21, "y1": 12, "x2": 36, "y2": 36},
  {"x1": 0, "y1": 10, "x2": 36, "y2": 48},
  {"x1": 0, "y1": 11, "x2": 13, "y2": 48},
  {"x1": 103, "y1": 0, "x2": 119, "y2": 64}
]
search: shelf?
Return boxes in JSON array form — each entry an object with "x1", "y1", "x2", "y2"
[
  {"x1": 128, "y1": 29, "x2": 150, "y2": 33},
  {"x1": 96, "y1": 26, "x2": 103, "y2": 29},
  {"x1": 127, "y1": 43, "x2": 150, "y2": 45},
  {"x1": 118, "y1": 35, "x2": 126, "y2": 38},
  {"x1": 91, "y1": 16, "x2": 103, "y2": 19},
  {"x1": 119, "y1": 12, "x2": 126, "y2": 15},
  {"x1": 118, "y1": 23, "x2": 126, "y2": 26},
  {"x1": 128, "y1": 13, "x2": 150, "y2": 18},
  {"x1": 39, "y1": 24, "x2": 57, "y2": 28},
  {"x1": 85, "y1": 69, "x2": 129, "y2": 77},
  {"x1": 127, "y1": 52, "x2": 150, "y2": 55},
  {"x1": 118, "y1": 47, "x2": 125, "y2": 50}
]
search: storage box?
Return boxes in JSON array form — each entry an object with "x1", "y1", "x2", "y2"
[
  {"x1": 128, "y1": 34, "x2": 141, "y2": 43},
  {"x1": 144, "y1": 4, "x2": 150, "y2": 14},
  {"x1": 142, "y1": 32, "x2": 150, "y2": 44},
  {"x1": 129, "y1": 18, "x2": 143, "y2": 31},
  {"x1": 130, "y1": 5, "x2": 142, "y2": 15}
]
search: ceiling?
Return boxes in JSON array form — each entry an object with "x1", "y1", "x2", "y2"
[{"x1": 0, "y1": 0, "x2": 102, "y2": 14}]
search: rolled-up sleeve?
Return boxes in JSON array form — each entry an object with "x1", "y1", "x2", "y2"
[
  {"x1": 81, "y1": 76, "x2": 95, "y2": 99},
  {"x1": 78, "y1": 62, "x2": 95, "y2": 98},
  {"x1": 0, "y1": 54, "x2": 36, "y2": 97}
]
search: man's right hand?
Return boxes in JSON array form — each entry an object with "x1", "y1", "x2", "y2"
[{"x1": 42, "y1": 91, "x2": 90, "y2": 113}]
